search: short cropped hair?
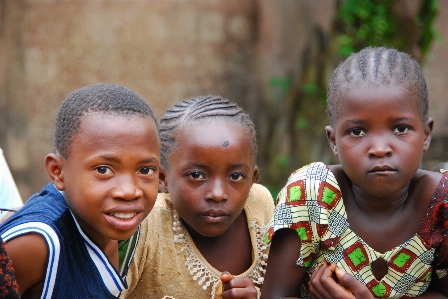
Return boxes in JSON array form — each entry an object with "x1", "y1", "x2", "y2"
[{"x1": 54, "y1": 83, "x2": 158, "y2": 159}]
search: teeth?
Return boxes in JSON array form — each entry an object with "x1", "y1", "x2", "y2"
[{"x1": 111, "y1": 212, "x2": 136, "y2": 219}]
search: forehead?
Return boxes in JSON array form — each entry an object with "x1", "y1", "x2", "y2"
[
  {"x1": 178, "y1": 119, "x2": 248, "y2": 143},
  {"x1": 70, "y1": 111, "x2": 158, "y2": 151},
  {"x1": 335, "y1": 84, "x2": 421, "y2": 124},
  {"x1": 173, "y1": 120, "x2": 253, "y2": 156}
]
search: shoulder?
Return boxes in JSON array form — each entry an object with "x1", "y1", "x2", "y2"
[
  {"x1": 134, "y1": 193, "x2": 174, "y2": 250},
  {"x1": 0, "y1": 186, "x2": 68, "y2": 235},
  {"x1": 245, "y1": 184, "x2": 275, "y2": 225},
  {"x1": 247, "y1": 183, "x2": 274, "y2": 205},
  {"x1": 275, "y1": 162, "x2": 342, "y2": 205}
]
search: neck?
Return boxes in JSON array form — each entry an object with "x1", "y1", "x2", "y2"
[{"x1": 351, "y1": 183, "x2": 410, "y2": 215}]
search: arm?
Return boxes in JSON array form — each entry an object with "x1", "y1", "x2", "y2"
[
  {"x1": 5, "y1": 233, "x2": 48, "y2": 297},
  {"x1": 221, "y1": 272, "x2": 258, "y2": 299},
  {"x1": 260, "y1": 228, "x2": 307, "y2": 299}
]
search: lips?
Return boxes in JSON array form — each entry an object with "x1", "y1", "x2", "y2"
[
  {"x1": 201, "y1": 209, "x2": 229, "y2": 223},
  {"x1": 104, "y1": 205, "x2": 144, "y2": 231},
  {"x1": 368, "y1": 165, "x2": 396, "y2": 174}
]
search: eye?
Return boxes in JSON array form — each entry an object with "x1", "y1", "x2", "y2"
[
  {"x1": 140, "y1": 167, "x2": 155, "y2": 175},
  {"x1": 393, "y1": 125, "x2": 409, "y2": 134},
  {"x1": 229, "y1": 172, "x2": 246, "y2": 181},
  {"x1": 349, "y1": 128, "x2": 366, "y2": 137},
  {"x1": 187, "y1": 171, "x2": 205, "y2": 180},
  {"x1": 95, "y1": 166, "x2": 112, "y2": 175}
]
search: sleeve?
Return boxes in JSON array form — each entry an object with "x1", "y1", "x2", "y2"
[{"x1": 265, "y1": 162, "x2": 348, "y2": 268}]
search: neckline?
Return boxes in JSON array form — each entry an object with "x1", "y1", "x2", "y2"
[
  {"x1": 165, "y1": 189, "x2": 269, "y2": 296},
  {"x1": 171, "y1": 200, "x2": 260, "y2": 277},
  {"x1": 324, "y1": 163, "x2": 447, "y2": 255}
]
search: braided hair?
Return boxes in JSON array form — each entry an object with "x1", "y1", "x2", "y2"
[
  {"x1": 54, "y1": 83, "x2": 158, "y2": 159},
  {"x1": 159, "y1": 95, "x2": 257, "y2": 168},
  {"x1": 327, "y1": 47, "x2": 428, "y2": 126}
]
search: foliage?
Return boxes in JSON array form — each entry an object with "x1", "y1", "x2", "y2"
[
  {"x1": 334, "y1": 0, "x2": 440, "y2": 59},
  {"x1": 261, "y1": 0, "x2": 440, "y2": 198}
]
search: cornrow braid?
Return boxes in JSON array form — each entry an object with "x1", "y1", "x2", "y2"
[
  {"x1": 327, "y1": 47, "x2": 428, "y2": 126},
  {"x1": 159, "y1": 95, "x2": 257, "y2": 169},
  {"x1": 54, "y1": 83, "x2": 158, "y2": 159}
]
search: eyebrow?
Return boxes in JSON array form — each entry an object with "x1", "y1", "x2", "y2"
[
  {"x1": 342, "y1": 116, "x2": 414, "y2": 126},
  {"x1": 342, "y1": 119, "x2": 364, "y2": 125},
  {"x1": 100, "y1": 155, "x2": 158, "y2": 163},
  {"x1": 187, "y1": 162, "x2": 250, "y2": 169}
]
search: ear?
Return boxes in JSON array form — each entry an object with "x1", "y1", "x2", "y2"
[
  {"x1": 423, "y1": 117, "x2": 434, "y2": 153},
  {"x1": 158, "y1": 166, "x2": 168, "y2": 193},
  {"x1": 325, "y1": 126, "x2": 338, "y2": 157},
  {"x1": 252, "y1": 166, "x2": 259, "y2": 184},
  {"x1": 45, "y1": 153, "x2": 65, "y2": 191}
]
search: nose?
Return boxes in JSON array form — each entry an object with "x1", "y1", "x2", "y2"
[
  {"x1": 206, "y1": 178, "x2": 228, "y2": 202},
  {"x1": 111, "y1": 175, "x2": 143, "y2": 201},
  {"x1": 367, "y1": 135, "x2": 392, "y2": 158}
]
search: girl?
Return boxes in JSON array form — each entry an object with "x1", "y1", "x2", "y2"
[
  {"x1": 261, "y1": 47, "x2": 448, "y2": 298},
  {"x1": 121, "y1": 96, "x2": 274, "y2": 299}
]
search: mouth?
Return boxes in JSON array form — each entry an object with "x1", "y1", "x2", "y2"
[
  {"x1": 201, "y1": 209, "x2": 229, "y2": 223},
  {"x1": 104, "y1": 210, "x2": 143, "y2": 232},
  {"x1": 108, "y1": 212, "x2": 137, "y2": 219},
  {"x1": 368, "y1": 165, "x2": 396, "y2": 175}
]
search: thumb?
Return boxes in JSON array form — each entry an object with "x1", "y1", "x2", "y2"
[
  {"x1": 336, "y1": 269, "x2": 373, "y2": 298},
  {"x1": 220, "y1": 271, "x2": 233, "y2": 284}
]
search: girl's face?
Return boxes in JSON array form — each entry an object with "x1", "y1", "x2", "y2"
[
  {"x1": 163, "y1": 120, "x2": 258, "y2": 237},
  {"x1": 326, "y1": 84, "x2": 433, "y2": 199}
]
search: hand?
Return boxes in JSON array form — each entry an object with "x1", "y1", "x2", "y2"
[
  {"x1": 221, "y1": 271, "x2": 258, "y2": 299},
  {"x1": 308, "y1": 261, "x2": 374, "y2": 299}
]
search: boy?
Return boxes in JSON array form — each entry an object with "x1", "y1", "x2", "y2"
[{"x1": 0, "y1": 83, "x2": 160, "y2": 298}]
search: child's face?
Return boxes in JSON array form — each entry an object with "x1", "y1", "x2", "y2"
[
  {"x1": 326, "y1": 85, "x2": 433, "y2": 198},
  {"x1": 163, "y1": 120, "x2": 258, "y2": 237},
  {"x1": 53, "y1": 112, "x2": 160, "y2": 248}
]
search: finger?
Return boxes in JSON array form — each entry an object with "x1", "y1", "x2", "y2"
[
  {"x1": 335, "y1": 269, "x2": 374, "y2": 298},
  {"x1": 308, "y1": 262, "x2": 333, "y2": 299},
  {"x1": 223, "y1": 277, "x2": 255, "y2": 289},
  {"x1": 221, "y1": 271, "x2": 233, "y2": 286},
  {"x1": 221, "y1": 285, "x2": 258, "y2": 299}
]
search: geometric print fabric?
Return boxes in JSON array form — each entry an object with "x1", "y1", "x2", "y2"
[{"x1": 267, "y1": 162, "x2": 448, "y2": 298}]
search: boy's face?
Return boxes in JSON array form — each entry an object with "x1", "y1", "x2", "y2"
[
  {"x1": 51, "y1": 112, "x2": 160, "y2": 249},
  {"x1": 326, "y1": 85, "x2": 433, "y2": 199},
  {"x1": 163, "y1": 120, "x2": 258, "y2": 238}
]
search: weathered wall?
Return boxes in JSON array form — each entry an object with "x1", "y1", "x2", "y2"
[
  {"x1": 1, "y1": 0, "x2": 325, "y2": 200},
  {"x1": 1, "y1": 0, "x2": 447, "y2": 201},
  {"x1": 1, "y1": 0, "x2": 263, "y2": 200}
]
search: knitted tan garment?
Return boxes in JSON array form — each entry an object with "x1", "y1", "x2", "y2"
[{"x1": 121, "y1": 183, "x2": 274, "y2": 299}]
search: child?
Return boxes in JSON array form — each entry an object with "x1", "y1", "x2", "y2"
[
  {"x1": 120, "y1": 96, "x2": 275, "y2": 299},
  {"x1": 0, "y1": 83, "x2": 161, "y2": 298},
  {"x1": 261, "y1": 47, "x2": 448, "y2": 298}
]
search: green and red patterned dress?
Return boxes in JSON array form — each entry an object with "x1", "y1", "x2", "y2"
[{"x1": 266, "y1": 162, "x2": 448, "y2": 298}]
